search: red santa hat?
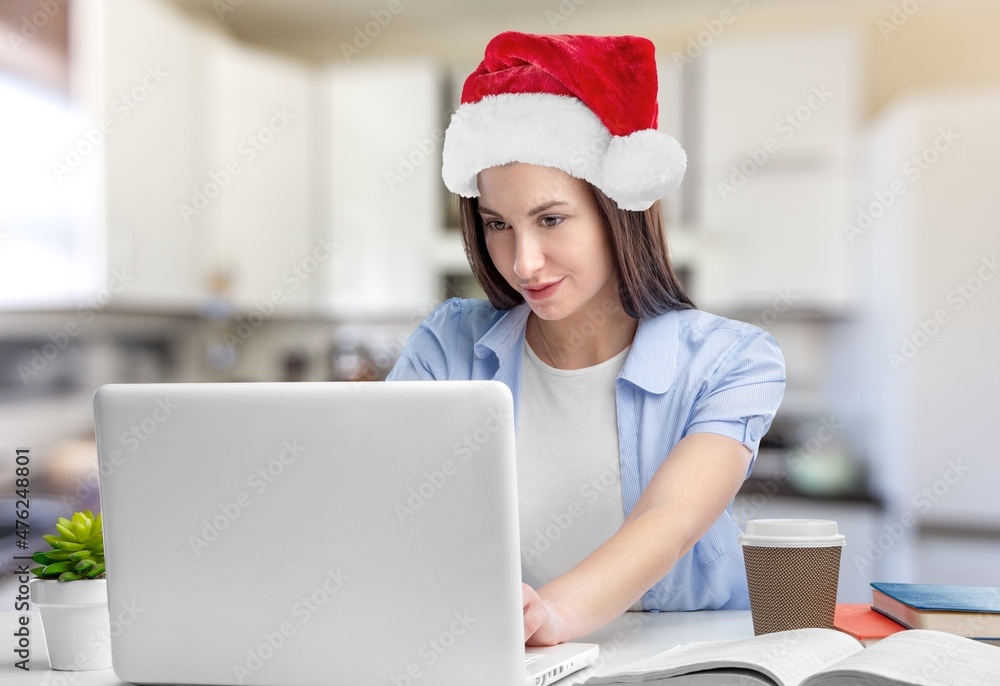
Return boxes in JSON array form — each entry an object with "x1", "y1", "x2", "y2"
[{"x1": 442, "y1": 31, "x2": 686, "y2": 212}]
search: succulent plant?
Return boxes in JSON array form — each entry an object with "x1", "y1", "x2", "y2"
[{"x1": 31, "y1": 510, "x2": 106, "y2": 581}]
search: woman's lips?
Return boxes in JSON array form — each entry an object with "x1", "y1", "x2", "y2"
[{"x1": 523, "y1": 279, "x2": 563, "y2": 301}]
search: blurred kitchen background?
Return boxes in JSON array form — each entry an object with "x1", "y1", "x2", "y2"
[{"x1": 1, "y1": 0, "x2": 998, "y2": 602}]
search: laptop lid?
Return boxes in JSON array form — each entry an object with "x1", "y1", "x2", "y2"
[{"x1": 95, "y1": 380, "x2": 531, "y2": 686}]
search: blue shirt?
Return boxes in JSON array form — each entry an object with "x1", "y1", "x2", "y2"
[{"x1": 387, "y1": 298, "x2": 786, "y2": 611}]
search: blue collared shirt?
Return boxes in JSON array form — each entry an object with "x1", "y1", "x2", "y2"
[{"x1": 387, "y1": 298, "x2": 786, "y2": 611}]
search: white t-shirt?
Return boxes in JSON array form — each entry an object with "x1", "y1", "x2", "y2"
[{"x1": 516, "y1": 339, "x2": 644, "y2": 612}]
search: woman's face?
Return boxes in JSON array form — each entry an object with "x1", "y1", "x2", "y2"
[{"x1": 477, "y1": 163, "x2": 618, "y2": 322}]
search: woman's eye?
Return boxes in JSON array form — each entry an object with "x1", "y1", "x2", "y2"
[
  {"x1": 540, "y1": 215, "x2": 563, "y2": 227},
  {"x1": 484, "y1": 219, "x2": 507, "y2": 231}
]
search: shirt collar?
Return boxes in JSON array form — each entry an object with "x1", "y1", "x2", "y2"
[
  {"x1": 474, "y1": 302, "x2": 680, "y2": 395},
  {"x1": 619, "y1": 309, "x2": 679, "y2": 395},
  {"x1": 474, "y1": 303, "x2": 530, "y2": 430},
  {"x1": 474, "y1": 302, "x2": 531, "y2": 362}
]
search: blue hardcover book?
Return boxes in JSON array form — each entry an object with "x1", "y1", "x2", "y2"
[{"x1": 870, "y1": 583, "x2": 1000, "y2": 639}]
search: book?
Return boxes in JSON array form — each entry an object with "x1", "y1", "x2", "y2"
[
  {"x1": 582, "y1": 627, "x2": 1000, "y2": 686},
  {"x1": 871, "y1": 582, "x2": 1000, "y2": 639},
  {"x1": 833, "y1": 603, "x2": 906, "y2": 646}
]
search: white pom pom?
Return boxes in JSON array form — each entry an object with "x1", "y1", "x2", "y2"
[{"x1": 599, "y1": 130, "x2": 687, "y2": 211}]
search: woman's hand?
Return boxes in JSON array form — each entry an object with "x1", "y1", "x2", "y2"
[{"x1": 522, "y1": 583, "x2": 572, "y2": 646}]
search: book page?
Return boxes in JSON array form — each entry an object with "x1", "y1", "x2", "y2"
[
  {"x1": 802, "y1": 629, "x2": 1000, "y2": 686},
  {"x1": 584, "y1": 629, "x2": 863, "y2": 686},
  {"x1": 652, "y1": 669, "x2": 777, "y2": 685}
]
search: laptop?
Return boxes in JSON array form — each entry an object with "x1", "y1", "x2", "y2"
[{"x1": 94, "y1": 380, "x2": 599, "y2": 686}]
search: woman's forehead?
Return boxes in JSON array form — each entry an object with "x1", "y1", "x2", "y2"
[{"x1": 477, "y1": 163, "x2": 589, "y2": 209}]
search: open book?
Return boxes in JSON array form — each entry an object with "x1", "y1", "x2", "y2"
[{"x1": 582, "y1": 627, "x2": 1000, "y2": 686}]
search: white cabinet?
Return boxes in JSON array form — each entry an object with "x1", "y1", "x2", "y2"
[
  {"x1": 71, "y1": 0, "x2": 202, "y2": 307},
  {"x1": 696, "y1": 32, "x2": 860, "y2": 183},
  {"x1": 694, "y1": 171, "x2": 855, "y2": 311},
  {"x1": 318, "y1": 61, "x2": 443, "y2": 317},
  {"x1": 198, "y1": 35, "x2": 316, "y2": 314},
  {"x1": 69, "y1": 1, "x2": 445, "y2": 317},
  {"x1": 685, "y1": 31, "x2": 863, "y2": 314},
  {"x1": 68, "y1": 0, "x2": 320, "y2": 314}
]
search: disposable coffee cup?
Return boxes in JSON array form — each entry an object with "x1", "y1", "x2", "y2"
[{"x1": 740, "y1": 519, "x2": 846, "y2": 635}]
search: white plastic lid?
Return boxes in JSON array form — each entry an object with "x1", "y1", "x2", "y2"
[{"x1": 739, "y1": 519, "x2": 846, "y2": 548}]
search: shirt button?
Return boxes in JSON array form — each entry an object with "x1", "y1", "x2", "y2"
[{"x1": 644, "y1": 591, "x2": 656, "y2": 600}]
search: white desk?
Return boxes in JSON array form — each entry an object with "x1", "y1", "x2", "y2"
[{"x1": 1, "y1": 610, "x2": 754, "y2": 685}]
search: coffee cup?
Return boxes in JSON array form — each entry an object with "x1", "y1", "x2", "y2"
[{"x1": 739, "y1": 519, "x2": 846, "y2": 635}]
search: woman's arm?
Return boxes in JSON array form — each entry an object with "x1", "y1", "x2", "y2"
[{"x1": 521, "y1": 431, "x2": 752, "y2": 645}]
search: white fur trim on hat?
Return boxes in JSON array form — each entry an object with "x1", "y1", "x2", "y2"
[{"x1": 441, "y1": 92, "x2": 686, "y2": 211}]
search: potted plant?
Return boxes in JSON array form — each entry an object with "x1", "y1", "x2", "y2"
[{"x1": 29, "y1": 510, "x2": 112, "y2": 670}]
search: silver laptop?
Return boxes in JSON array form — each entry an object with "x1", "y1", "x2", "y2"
[{"x1": 94, "y1": 380, "x2": 598, "y2": 686}]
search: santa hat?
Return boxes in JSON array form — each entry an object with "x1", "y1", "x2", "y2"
[{"x1": 442, "y1": 31, "x2": 686, "y2": 212}]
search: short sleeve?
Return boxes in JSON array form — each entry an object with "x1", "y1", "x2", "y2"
[
  {"x1": 684, "y1": 329, "x2": 786, "y2": 476},
  {"x1": 385, "y1": 299, "x2": 463, "y2": 381}
]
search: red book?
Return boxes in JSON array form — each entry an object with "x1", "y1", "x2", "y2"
[{"x1": 834, "y1": 603, "x2": 907, "y2": 646}]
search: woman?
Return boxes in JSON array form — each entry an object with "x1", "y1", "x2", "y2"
[{"x1": 388, "y1": 31, "x2": 785, "y2": 646}]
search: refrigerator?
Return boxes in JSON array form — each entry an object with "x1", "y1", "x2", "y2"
[{"x1": 828, "y1": 85, "x2": 1000, "y2": 585}]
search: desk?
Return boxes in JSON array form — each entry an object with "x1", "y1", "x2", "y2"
[{"x1": 1, "y1": 610, "x2": 754, "y2": 685}]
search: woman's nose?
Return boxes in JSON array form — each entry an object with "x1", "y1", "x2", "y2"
[{"x1": 512, "y1": 230, "x2": 545, "y2": 280}]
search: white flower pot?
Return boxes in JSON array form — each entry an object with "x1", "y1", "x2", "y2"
[{"x1": 30, "y1": 579, "x2": 112, "y2": 670}]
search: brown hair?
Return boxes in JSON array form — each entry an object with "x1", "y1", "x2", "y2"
[{"x1": 457, "y1": 184, "x2": 696, "y2": 318}]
